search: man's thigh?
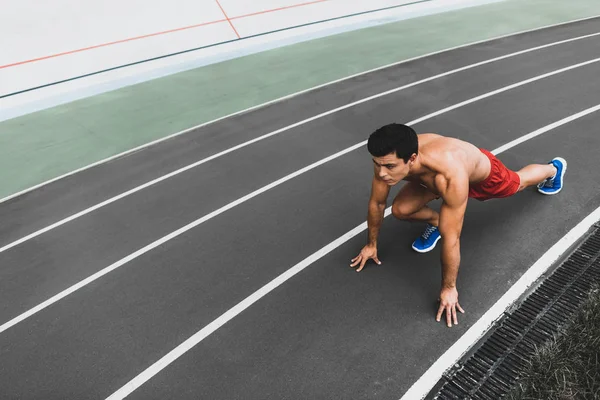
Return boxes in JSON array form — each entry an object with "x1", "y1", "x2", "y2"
[{"x1": 392, "y1": 182, "x2": 439, "y2": 216}]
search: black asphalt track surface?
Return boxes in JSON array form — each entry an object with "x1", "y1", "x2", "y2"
[{"x1": 0, "y1": 18, "x2": 599, "y2": 400}]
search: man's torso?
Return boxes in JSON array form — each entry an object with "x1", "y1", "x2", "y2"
[{"x1": 404, "y1": 134, "x2": 491, "y2": 196}]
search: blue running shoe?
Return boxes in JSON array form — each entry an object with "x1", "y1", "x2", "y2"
[
  {"x1": 537, "y1": 157, "x2": 567, "y2": 195},
  {"x1": 412, "y1": 224, "x2": 441, "y2": 253}
]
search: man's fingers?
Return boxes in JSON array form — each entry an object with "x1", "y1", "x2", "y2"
[
  {"x1": 436, "y1": 305, "x2": 444, "y2": 322},
  {"x1": 452, "y1": 306, "x2": 458, "y2": 325},
  {"x1": 457, "y1": 303, "x2": 465, "y2": 314},
  {"x1": 373, "y1": 256, "x2": 382, "y2": 265},
  {"x1": 356, "y1": 257, "x2": 368, "y2": 272},
  {"x1": 350, "y1": 256, "x2": 361, "y2": 267},
  {"x1": 446, "y1": 307, "x2": 452, "y2": 327}
]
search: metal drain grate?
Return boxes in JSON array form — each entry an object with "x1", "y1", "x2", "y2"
[{"x1": 431, "y1": 226, "x2": 600, "y2": 400}]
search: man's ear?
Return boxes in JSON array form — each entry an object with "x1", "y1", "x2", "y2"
[{"x1": 409, "y1": 153, "x2": 418, "y2": 164}]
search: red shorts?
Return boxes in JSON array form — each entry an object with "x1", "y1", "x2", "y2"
[{"x1": 468, "y1": 149, "x2": 521, "y2": 201}]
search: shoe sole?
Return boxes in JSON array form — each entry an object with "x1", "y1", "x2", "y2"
[
  {"x1": 411, "y1": 235, "x2": 442, "y2": 253},
  {"x1": 538, "y1": 157, "x2": 567, "y2": 195}
]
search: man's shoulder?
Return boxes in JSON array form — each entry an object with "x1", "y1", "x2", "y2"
[
  {"x1": 420, "y1": 134, "x2": 465, "y2": 155},
  {"x1": 433, "y1": 153, "x2": 471, "y2": 196},
  {"x1": 417, "y1": 132, "x2": 445, "y2": 141}
]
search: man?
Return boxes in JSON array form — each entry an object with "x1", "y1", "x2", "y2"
[{"x1": 350, "y1": 123, "x2": 566, "y2": 327}]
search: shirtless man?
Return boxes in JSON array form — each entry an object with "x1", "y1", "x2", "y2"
[{"x1": 350, "y1": 123, "x2": 567, "y2": 327}]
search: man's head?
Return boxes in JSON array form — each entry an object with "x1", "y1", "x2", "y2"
[{"x1": 367, "y1": 123, "x2": 418, "y2": 185}]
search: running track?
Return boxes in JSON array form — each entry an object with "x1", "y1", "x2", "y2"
[{"x1": 1, "y1": 17, "x2": 600, "y2": 399}]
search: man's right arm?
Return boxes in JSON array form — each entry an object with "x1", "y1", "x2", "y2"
[
  {"x1": 351, "y1": 175, "x2": 390, "y2": 272},
  {"x1": 367, "y1": 175, "x2": 390, "y2": 246}
]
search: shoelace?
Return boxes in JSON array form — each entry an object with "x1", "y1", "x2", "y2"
[
  {"x1": 540, "y1": 164, "x2": 559, "y2": 188},
  {"x1": 543, "y1": 177, "x2": 555, "y2": 187},
  {"x1": 539, "y1": 176, "x2": 556, "y2": 188},
  {"x1": 422, "y1": 225, "x2": 437, "y2": 240}
]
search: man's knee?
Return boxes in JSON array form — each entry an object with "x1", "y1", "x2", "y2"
[{"x1": 392, "y1": 202, "x2": 415, "y2": 220}]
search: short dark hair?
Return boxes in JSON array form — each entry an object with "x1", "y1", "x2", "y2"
[{"x1": 367, "y1": 123, "x2": 418, "y2": 162}]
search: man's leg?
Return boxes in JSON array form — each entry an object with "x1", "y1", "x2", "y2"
[
  {"x1": 516, "y1": 157, "x2": 566, "y2": 195},
  {"x1": 391, "y1": 182, "x2": 441, "y2": 252},
  {"x1": 516, "y1": 163, "x2": 557, "y2": 191},
  {"x1": 391, "y1": 182, "x2": 439, "y2": 223}
]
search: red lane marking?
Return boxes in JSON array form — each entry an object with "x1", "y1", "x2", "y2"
[
  {"x1": 0, "y1": 19, "x2": 227, "y2": 70},
  {"x1": 231, "y1": 0, "x2": 328, "y2": 20},
  {"x1": 215, "y1": 0, "x2": 241, "y2": 39},
  {"x1": 2, "y1": 0, "x2": 330, "y2": 69}
]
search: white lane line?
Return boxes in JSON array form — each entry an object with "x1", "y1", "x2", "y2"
[
  {"x1": 2, "y1": 32, "x2": 600, "y2": 255},
  {"x1": 0, "y1": 142, "x2": 366, "y2": 334},
  {"x1": 2, "y1": 59, "x2": 599, "y2": 340},
  {"x1": 2, "y1": 15, "x2": 598, "y2": 207},
  {"x1": 491, "y1": 105, "x2": 600, "y2": 154},
  {"x1": 104, "y1": 107, "x2": 600, "y2": 399},
  {"x1": 399, "y1": 212, "x2": 600, "y2": 399}
]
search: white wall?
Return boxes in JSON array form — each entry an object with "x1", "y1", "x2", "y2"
[{"x1": 0, "y1": 0, "x2": 499, "y2": 120}]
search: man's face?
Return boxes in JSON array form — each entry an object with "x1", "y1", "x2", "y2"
[{"x1": 372, "y1": 152, "x2": 412, "y2": 186}]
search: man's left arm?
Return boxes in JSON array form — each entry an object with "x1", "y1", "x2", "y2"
[{"x1": 437, "y1": 174, "x2": 469, "y2": 327}]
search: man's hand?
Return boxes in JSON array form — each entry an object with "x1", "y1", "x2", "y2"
[
  {"x1": 437, "y1": 286, "x2": 465, "y2": 327},
  {"x1": 350, "y1": 245, "x2": 381, "y2": 272}
]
